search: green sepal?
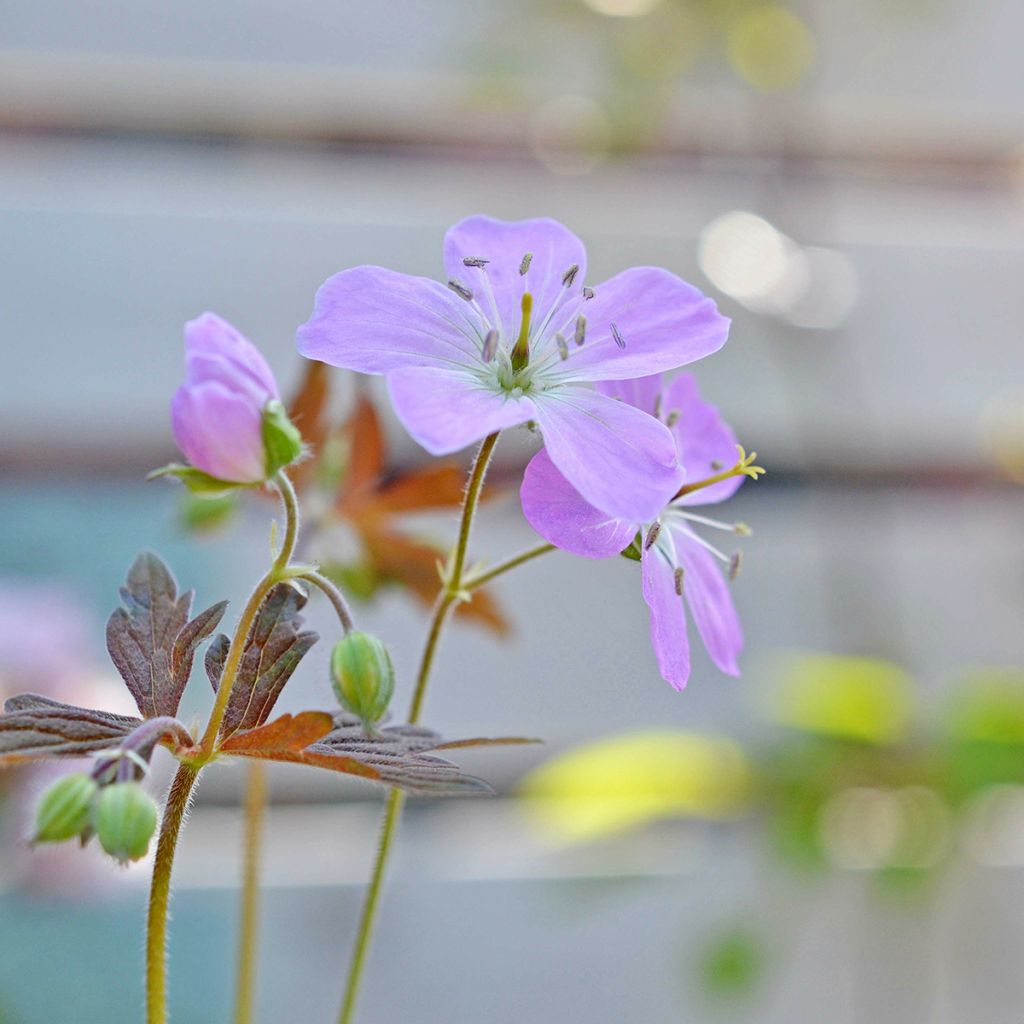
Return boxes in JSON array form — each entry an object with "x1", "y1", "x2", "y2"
[
  {"x1": 619, "y1": 532, "x2": 643, "y2": 563},
  {"x1": 262, "y1": 400, "x2": 304, "y2": 477},
  {"x1": 147, "y1": 463, "x2": 253, "y2": 497}
]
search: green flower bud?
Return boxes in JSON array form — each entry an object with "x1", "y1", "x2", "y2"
[
  {"x1": 262, "y1": 400, "x2": 304, "y2": 477},
  {"x1": 330, "y1": 631, "x2": 395, "y2": 728},
  {"x1": 32, "y1": 773, "x2": 98, "y2": 845},
  {"x1": 94, "y1": 783, "x2": 159, "y2": 864}
]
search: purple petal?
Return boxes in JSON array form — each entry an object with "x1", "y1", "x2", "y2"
[
  {"x1": 531, "y1": 386, "x2": 684, "y2": 522},
  {"x1": 171, "y1": 382, "x2": 267, "y2": 483},
  {"x1": 671, "y1": 525, "x2": 743, "y2": 676},
  {"x1": 595, "y1": 374, "x2": 663, "y2": 416},
  {"x1": 443, "y1": 216, "x2": 587, "y2": 343},
  {"x1": 185, "y1": 313, "x2": 279, "y2": 400},
  {"x1": 641, "y1": 539, "x2": 691, "y2": 690},
  {"x1": 520, "y1": 449, "x2": 637, "y2": 558},
  {"x1": 297, "y1": 266, "x2": 481, "y2": 374},
  {"x1": 386, "y1": 367, "x2": 536, "y2": 455},
  {"x1": 663, "y1": 374, "x2": 743, "y2": 506},
  {"x1": 562, "y1": 268, "x2": 729, "y2": 381}
]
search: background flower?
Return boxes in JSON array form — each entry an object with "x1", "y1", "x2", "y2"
[{"x1": 521, "y1": 373, "x2": 751, "y2": 689}]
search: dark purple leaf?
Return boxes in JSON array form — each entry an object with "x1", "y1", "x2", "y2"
[
  {"x1": 105, "y1": 552, "x2": 225, "y2": 719},
  {"x1": 0, "y1": 694, "x2": 141, "y2": 763},
  {"x1": 209, "y1": 583, "x2": 318, "y2": 737}
]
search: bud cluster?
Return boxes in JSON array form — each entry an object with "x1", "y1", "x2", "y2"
[{"x1": 33, "y1": 768, "x2": 159, "y2": 866}]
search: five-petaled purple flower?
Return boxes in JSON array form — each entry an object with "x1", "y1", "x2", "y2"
[
  {"x1": 296, "y1": 216, "x2": 729, "y2": 521},
  {"x1": 521, "y1": 373, "x2": 759, "y2": 690},
  {"x1": 171, "y1": 313, "x2": 283, "y2": 484}
]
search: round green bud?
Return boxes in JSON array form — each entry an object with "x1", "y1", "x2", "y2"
[
  {"x1": 33, "y1": 773, "x2": 98, "y2": 845},
  {"x1": 330, "y1": 631, "x2": 395, "y2": 728},
  {"x1": 94, "y1": 782, "x2": 159, "y2": 864}
]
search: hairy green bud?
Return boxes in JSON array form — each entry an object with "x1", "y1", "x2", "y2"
[
  {"x1": 33, "y1": 773, "x2": 98, "y2": 845},
  {"x1": 261, "y1": 400, "x2": 304, "y2": 477},
  {"x1": 330, "y1": 631, "x2": 395, "y2": 728},
  {"x1": 94, "y1": 783, "x2": 159, "y2": 864}
]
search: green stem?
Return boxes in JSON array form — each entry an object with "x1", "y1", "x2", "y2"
[
  {"x1": 462, "y1": 542, "x2": 555, "y2": 593},
  {"x1": 337, "y1": 431, "x2": 500, "y2": 1024},
  {"x1": 199, "y1": 471, "x2": 300, "y2": 755},
  {"x1": 146, "y1": 764, "x2": 200, "y2": 1024},
  {"x1": 233, "y1": 761, "x2": 268, "y2": 1024},
  {"x1": 145, "y1": 469, "x2": 302, "y2": 1024},
  {"x1": 294, "y1": 569, "x2": 356, "y2": 634},
  {"x1": 335, "y1": 789, "x2": 403, "y2": 1024}
]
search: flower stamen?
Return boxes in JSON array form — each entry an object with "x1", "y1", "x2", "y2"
[
  {"x1": 482, "y1": 329, "x2": 499, "y2": 363},
  {"x1": 674, "y1": 445, "x2": 765, "y2": 499},
  {"x1": 510, "y1": 292, "x2": 533, "y2": 372},
  {"x1": 462, "y1": 256, "x2": 490, "y2": 268},
  {"x1": 519, "y1": 252, "x2": 533, "y2": 276},
  {"x1": 447, "y1": 278, "x2": 473, "y2": 302},
  {"x1": 562, "y1": 264, "x2": 580, "y2": 287},
  {"x1": 610, "y1": 322, "x2": 626, "y2": 349},
  {"x1": 574, "y1": 315, "x2": 586, "y2": 346}
]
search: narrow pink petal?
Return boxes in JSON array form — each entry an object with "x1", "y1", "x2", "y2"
[
  {"x1": 663, "y1": 374, "x2": 744, "y2": 506},
  {"x1": 531, "y1": 387, "x2": 683, "y2": 522},
  {"x1": 520, "y1": 449, "x2": 637, "y2": 558},
  {"x1": 297, "y1": 266, "x2": 482, "y2": 374},
  {"x1": 561, "y1": 268, "x2": 729, "y2": 381},
  {"x1": 386, "y1": 366, "x2": 536, "y2": 456},
  {"x1": 641, "y1": 538, "x2": 691, "y2": 690},
  {"x1": 443, "y1": 216, "x2": 587, "y2": 342},
  {"x1": 671, "y1": 525, "x2": 743, "y2": 676}
]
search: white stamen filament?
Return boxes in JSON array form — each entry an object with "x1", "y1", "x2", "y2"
[{"x1": 678, "y1": 510, "x2": 751, "y2": 536}]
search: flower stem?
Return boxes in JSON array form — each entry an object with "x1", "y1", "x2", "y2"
[
  {"x1": 335, "y1": 788, "x2": 403, "y2": 1024},
  {"x1": 145, "y1": 469, "x2": 304, "y2": 1024},
  {"x1": 146, "y1": 764, "x2": 200, "y2": 1024},
  {"x1": 462, "y1": 542, "x2": 555, "y2": 593},
  {"x1": 294, "y1": 569, "x2": 356, "y2": 634},
  {"x1": 233, "y1": 761, "x2": 268, "y2": 1024},
  {"x1": 199, "y1": 471, "x2": 300, "y2": 755},
  {"x1": 336, "y1": 431, "x2": 500, "y2": 1024}
]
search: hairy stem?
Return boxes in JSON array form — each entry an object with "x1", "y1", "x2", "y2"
[
  {"x1": 199, "y1": 471, "x2": 300, "y2": 755},
  {"x1": 146, "y1": 764, "x2": 200, "y2": 1024},
  {"x1": 294, "y1": 569, "x2": 356, "y2": 634},
  {"x1": 462, "y1": 542, "x2": 555, "y2": 593},
  {"x1": 146, "y1": 469, "x2": 305, "y2": 1024},
  {"x1": 233, "y1": 762, "x2": 268, "y2": 1024},
  {"x1": 337, "y1": 431, "x2": 500, "y2": 1024}
]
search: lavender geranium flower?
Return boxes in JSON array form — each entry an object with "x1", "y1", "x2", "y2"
[
  {"x1": 166, "y1": 313, "x2": 301, "y2": 488},
  {"x1": 296, "y1": 216, "x2": 730, "y2": 521},
  {"x1": 520, "y1": 373, "x2": 763, "y2": 689}
]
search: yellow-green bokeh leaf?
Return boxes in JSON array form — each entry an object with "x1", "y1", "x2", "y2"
[
  {"x1": 772, "y1": 653, "x2": 913, "y2": 745},
  {"x1": 944, "y1": 668, "x2": 1024, "y2": 744},
  {"x1": 519, "y1": 730, "x2": 752, "y2": 844},
  {"x1": 726, "y1": 4, "x2": 815, "y2": 92}
]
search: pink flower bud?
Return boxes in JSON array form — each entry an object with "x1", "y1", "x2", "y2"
[{"x1": 170, "y1": 313, "x2": 281, "y2": 483}]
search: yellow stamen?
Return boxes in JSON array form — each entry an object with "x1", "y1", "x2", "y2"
[
  {"x1": 675, "y1": 445, "x2": 765, "y2": 499},
  {"x1": 510, "y1": 292, "x2": 533, "y2": 372}
]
